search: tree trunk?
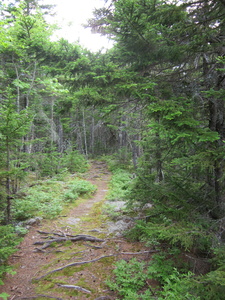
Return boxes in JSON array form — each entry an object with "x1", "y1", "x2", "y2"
[
  {"x1": 82, "y1": 108, "x2": 88, "y2": 156},
  {"x1": 6, "y1": 137, "x2": 11, "y2": 224},
  {"x1": 207, "y1": 64, "x2": 225, "y2": 217}
]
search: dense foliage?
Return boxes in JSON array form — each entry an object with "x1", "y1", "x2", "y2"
[{"x1": 0, "y1": 0, "x2": 225, "y2": 298}]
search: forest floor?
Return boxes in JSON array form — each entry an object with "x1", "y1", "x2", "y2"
[{"x1": 1, "y1": 161, "x2": 151, "y2": 300}]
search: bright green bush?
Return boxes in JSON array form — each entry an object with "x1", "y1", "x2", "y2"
[
  {"x1": 102, "y1": 151, "x2": 133, "y2": 172},
  {"x1": 107, "y1": 169, "x2": 132, "y2": 201},
  {"x1": 13, "y1": 177, "x2": 96, "y2": 220},
  {"x1": 126, "y1": 219, "x2": 212, "y2": 251},
  {"x1": 13, "y1": 197, "x2": 40, "y2": 220},
  {"x1": 106, "y1": 254, "x2": 203, "y2": 299},
  {"x1": 66, "y1": 179, "x2": 96, "y2": 197},
  {"x1": 33, "y1": 151, "x2": 61, "y2": 178},
  {"x1": 61, "y1": 150, "x2": 89, "y2": 173},
  {"x1": 63, "y1": 191, "x2": 79, "y2": 203},
  {"x1": 0, "y1": 292, "x2": 10, "y2": 300},
  {"x1": 157, "y1": 269, "x2": 200, "y2": 300},
  {"x1": 106, "y1": 258, "x2": 152, "y2": 299},
  {"x1": 28, "y1": 150, "x2": 88, "y2": 178},
  {"x1": 13, "y1": 185, "x2": 62, "y2": 220}
]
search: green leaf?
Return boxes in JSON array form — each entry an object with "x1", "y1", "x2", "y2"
[{"x1": 0, "y1": 293, "x2": 10, "y2": 300}]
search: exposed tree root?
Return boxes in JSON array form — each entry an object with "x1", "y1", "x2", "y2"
[
  {"x1": 94, "y1": 297, "x2": 112, "y2": 300},
  {"x1": 34, "y1": 233, "x2": 104, "y2": 249},
  {"x1": 121, "y1": 250, "x2": 159, "y2": 255},
  {"x1": 56, "y1": 283, "x2": 91, "y2": 294},
  {"x1": 37, "y1": 230, "x2": 74, "y2": 237},
  {"x1": 84, "y1": 243, "x2": 103, "y2": 249},
  {"x1": 34, "y1": 255, "x2": 115, "y2": 281},
  {"x1": 17, "y1": 295, "x2": 63, "y2": 300}
]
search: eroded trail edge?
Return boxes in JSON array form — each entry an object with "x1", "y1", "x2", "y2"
[{"x1": 1, "y1": 161, "x2": 149, "y2": 300}]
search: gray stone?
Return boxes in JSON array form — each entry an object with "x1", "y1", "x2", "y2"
[
  {"x1": 66, "y1": 217, "x2": 81, "y2": 225},
  {"x1": 25, "y1": 217, "x2": 42, "y2": 226}
]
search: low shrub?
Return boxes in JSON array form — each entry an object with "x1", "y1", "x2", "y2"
[
  {"x1": 107, "y1": 169, "x2": 132, "y2": 201},
  {"x1": 28, "y1": 150, "x2": 89, "y2": 178},
  {"x1": 106, "y1": 258, "x2": 152, "y2": 299},
  {"x1": 67, "y1": 179, "x2": 96, "y2": 196},
  {"x1": 13, "y1": 177, "x2": 96, "y2": 220},
  {"x1": 61, "y1": 150, "x2": 89, "y2": 173}
]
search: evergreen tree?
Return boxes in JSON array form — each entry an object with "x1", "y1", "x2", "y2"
[
  {"x1": 0, "y1": 95, "x2": 32, "y2": 223},
  {"x1": 88, "y1": 0, "x2": 225, "y2": 217}
]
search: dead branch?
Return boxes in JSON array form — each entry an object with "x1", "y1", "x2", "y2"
[
  {"x1": 57, "y1": 284, "x2": 91, "y2": 294},
  {"x1": 34, "y1": 255, "x2": 115, "y2": 281},
  {"x1": 33, "y1": 234, "x2": 104, "y2": 249}
]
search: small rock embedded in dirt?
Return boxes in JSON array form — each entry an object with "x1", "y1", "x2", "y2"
[
  {"x1": 142, "y1": 203, "x2": 153, "y2": 210},
  {"x1": 66, "y1": 217, "x2": 81, "y2": 225},
  {"x1": 106, "y1": 200, "x2": 127, "y2": 212},
  {"x1": 25, "y1": 217, "x2": 42, "y2": 226},
  {"x1": 107, "y1": 219, "x2": 134, "y2": 236}
]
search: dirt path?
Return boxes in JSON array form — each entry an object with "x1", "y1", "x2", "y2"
[{"x1": 1, "y1": 161, "x2": 149, "y2": 300}]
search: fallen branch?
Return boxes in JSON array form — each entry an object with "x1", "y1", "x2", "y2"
[
  {"x1": 34, "y1": 255, "x2": 114, "y2": 281},
  {"x1": 57, "y1": 284, "x2": 91, "y2": 294},
  {"x1": 34, "y1": 234, "x2": 104, "y2": 249}
]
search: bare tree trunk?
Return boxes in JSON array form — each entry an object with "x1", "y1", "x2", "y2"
[
  {"x1": 82, "y1": 108, "x2": 88, "y2": 156},
  {"x1": 6, "y1": 137, "x2": 11, "y2": 224},
  {"x1": 14, "y1": 60, "x2": 20, "y2": 112},
  {"x1": 58, "y1": 122, "x2": 64, "y2": 153},
  {"x1": 26, "y1": 60, "x2": 37, "y2": 108},
  {"x1": 90, "y1": 107, "x2": 95, "y2": 155},
  {"x1": 208, "y1": 98, "x2": 225, "y2": 217},
  {"x1": 207, "y1": 53, "x2": 225, "y2": 217}
]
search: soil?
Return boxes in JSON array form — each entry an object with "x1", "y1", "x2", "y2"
[{"x1": 0, "y1": 161, "x2": 151, "y2": 300}]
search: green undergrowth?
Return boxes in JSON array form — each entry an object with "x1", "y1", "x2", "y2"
[
  {"x1": 13, "y1": 176, "x2": 96, "y2": 221},
  {"x1": 108, "y1": 206, "x2": 225, "y2": 299},
  {"x1": 100, "y1": 158, "x2": 225, "y2": 299},
  {"x1": 106, "y1": 169, "x2": 132, "y2": 201},
  {"x1": 103, "y1": 156, "x2": 133, "y2": 198},
  {"x1": 28, "y1": 150, "x2": 89, "y2": 178}
]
